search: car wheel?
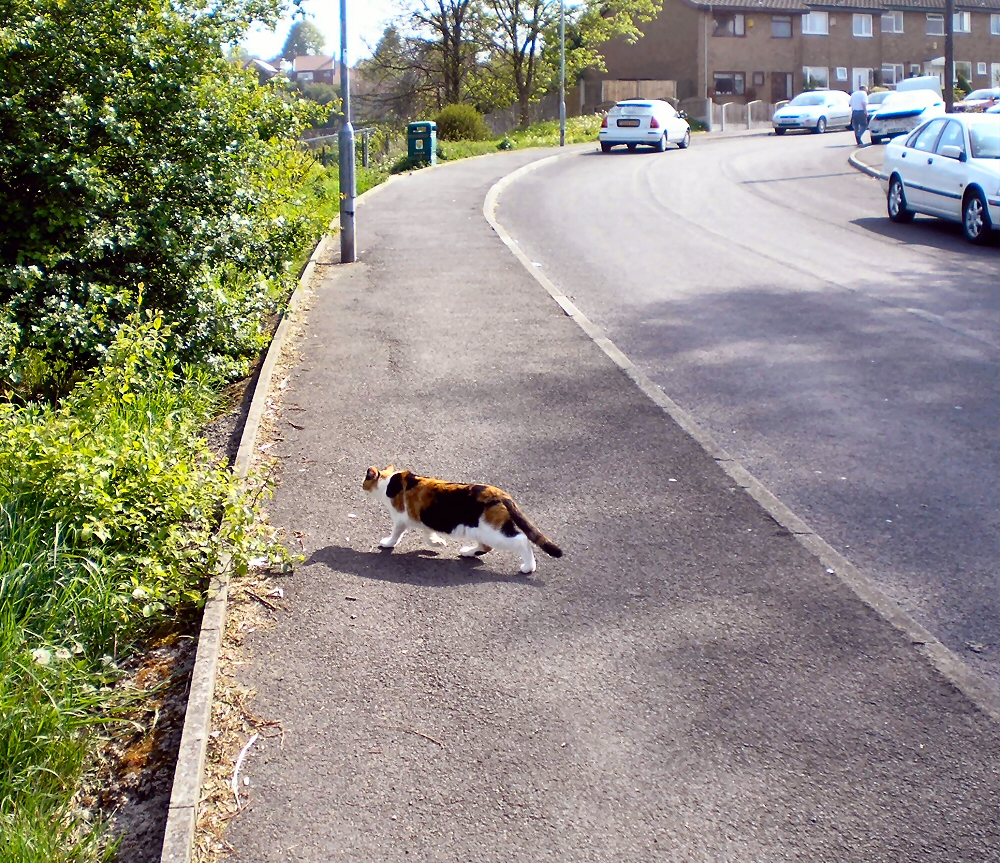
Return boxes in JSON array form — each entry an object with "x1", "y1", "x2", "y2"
[
  {"x1": 887, "y1": 175, "x2": 914, "y2": 224},
  {"x1": 962, "y1": 189, "x2": 993, "y2": 245},
  {"x1": 600, "y1": 142, "x2": 612, "y2": 153},
  {"x1": 813, "y1": 117, "x2": 827, "y2": 134},
  {"x1": 870, "y1": 135, "x2": 884, "y2": 145},
  {"x1": 774, "y1": 127, "x2": 786, "y2": 136},
  {"x1": 653, "y1": 134, "x2": 667, "y2": 152},
  {"x1": 677, "y1": 129, "x2": 691, "y2": 149},
  {"x1": 626, "y1": 143, "x2": 637, "y2": 152}
]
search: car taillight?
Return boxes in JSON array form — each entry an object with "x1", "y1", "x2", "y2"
[
  {"x1": 650, "y1": 116, "x2": 660, "y2": 129},
  {"x1": 601, "y1": 115, "x2": 608, "y2": 128}
]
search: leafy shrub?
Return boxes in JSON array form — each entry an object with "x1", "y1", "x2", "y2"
[
  {"x1": 389, "y1": 154, "x2": 430, "y2": 173},
  {"x1": 0, "y1": 0, "x2": 326, "y2": 397},
  {"x1": 497, "y1": 137, "x2": 515, "y2": 150},
  {"x1": 435, "y1": 103, "x2": 491, "y2": 141}
]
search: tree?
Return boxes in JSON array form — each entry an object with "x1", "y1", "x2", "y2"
[
  {"x1": 281, "y1": 19, "x2": 326, "y2": 58},
  {"x1": 0, "y1": 0, "x2": 324, "y2": 394},
  {"x1": 410, "y1": 0, "x2": 481, "y2": 105},
  {"x1": 361, "y1": 26, "x2": 444, "y2": 120}
]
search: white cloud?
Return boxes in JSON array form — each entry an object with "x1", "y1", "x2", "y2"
[{"x1": 241, "y1": 0, "x2": 398, "y2": 63}]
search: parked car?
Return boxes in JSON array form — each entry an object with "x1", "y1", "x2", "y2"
[
  {"x1": 954, "y1": 88, "x2": 1000, "y2": 112},
  {"x1": 989, "y1": 103, "x2": 1000, "y2": 114},
  {"x1": 599, "y1": 100, "x2": 691, "y2": 153},
  {"x1": 882, "y1": 113, "x2": 1000, "y2": 244},
  {"x1": 868, "y1": 89, "x2": 946, "y2": 144},
  {"x1": 865, "y1": 90, "x2": 893, "y2": 121},
  {"x1": 772, "y1": 90, "x2": 851, "y2": 135}
]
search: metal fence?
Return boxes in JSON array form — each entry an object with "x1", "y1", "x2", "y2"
[{"x1": 301, "y1": 127, "x2": 384, "y2": 167}]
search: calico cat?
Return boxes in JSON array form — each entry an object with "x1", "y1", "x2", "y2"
[{"x1": 362, "y1": 466, "x2": 562, "y2": 574}]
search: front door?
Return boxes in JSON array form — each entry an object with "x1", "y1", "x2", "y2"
[
  {"x1": 771, "y1": 72, "x2": 792, "y2": 102},
  {"x1": 852, "y1": 68, "x2": 870, "y2": 90},
  {"x1": 992, "y1": 63, "x2": 1000, "y2": 88}
]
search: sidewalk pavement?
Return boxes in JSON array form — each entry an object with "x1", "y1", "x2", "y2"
[
  {"x1": 850, "y1": 144, "x2": 887, "y2": 179},
  {"x1": 225, "y1": 148, "x2": 1000, "y2": 862}
]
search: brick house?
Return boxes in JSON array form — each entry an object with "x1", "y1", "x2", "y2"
[
  {"x1": 593, "y1": 0, "x2": 1000, "y2": 104},
  {"x1": 290, "y1": 55, "x2": 337, "y2": 86}
]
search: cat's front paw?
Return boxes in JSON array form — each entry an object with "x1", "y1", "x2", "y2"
[
  {"x1": 379, "y1": 536, "x2": 398, "y2": 548},
  {"x1": 459, "y1": 544, "x2": 479, "y2": 557},
  {"x1": 520, "y1": 561, "x2": 536, "y2": 574},
  {"x1": 427, "y1": 533, "x2": 447, "y2": 547}
]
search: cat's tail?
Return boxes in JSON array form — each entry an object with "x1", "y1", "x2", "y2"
[{"x1": 504, "y1": 500, "x2": 563, "y2": 558}]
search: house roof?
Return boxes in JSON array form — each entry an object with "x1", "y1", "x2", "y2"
[
  {"x1": 689, "y1": 0, "x2": 1000, "y2": 10},
  {"x1": 292, "y1": 55, "x2": 336, "y2": 72}
]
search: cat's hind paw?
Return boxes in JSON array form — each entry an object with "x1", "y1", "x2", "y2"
[
  {"x1": 459, "y1": 544, "x2": 479, "y2": 557},
  {"x1": 427, "y1": 533, "x2": 447, "y2": 547},
  {"x1": 379, "y1": 536, "x2": 398, "y2": 548}
]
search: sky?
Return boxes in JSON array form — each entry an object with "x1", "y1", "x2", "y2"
[{"x1": 241, "y1": 0, "x2": 399, "y2": 63}]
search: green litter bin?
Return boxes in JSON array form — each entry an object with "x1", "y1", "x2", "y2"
[{"x1": 407, "y1": 121, "x2": 437, "y2": 165}]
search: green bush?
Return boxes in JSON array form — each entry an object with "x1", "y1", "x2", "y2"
[
  {"x1": 0, "y1": 0, "x2": 325, "y2": 397},
  {"x1": 435, "y1": 103, "x2": 491, "y2": 141}
]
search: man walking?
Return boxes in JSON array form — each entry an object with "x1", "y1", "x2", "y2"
[{"x1": 850, "y1": 86, "x2": 869, "y2": 146}]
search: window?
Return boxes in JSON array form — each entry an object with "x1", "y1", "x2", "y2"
[
  {"x1": 936, "y1": 120, "x2": 966, "y2": 156},
  {"x1": 881, "y1": 12, "x2": 904, "y2": 33},
  {"x1": 802, "y1": 11, "x2": 829, "y2": 35},
  {"x1": 909, "y1": 118, "x2": 946, "y2": 152},
  {"x1": 993, "y1": 14, "x2": 1000, "y2": 35},
  {"x1": 853, "y1": 13, "x2": 873, "y2": 36},
  {"x1": 881, "y1": 64, "x2": 904, "y2": 85},
  {"x1": 752, "y1": 71, "x2": 765, "y2": 86},
  {"x1": 713, "y1": 71, "x2": 745, "y2": 95},
  {"x1": 298, "y1": 71, "x2": 314, "y2": 82},
  {"x1": 979, "y1": 62, "x2": 988, "y2": 76},
  {"x1": 955, "y1": 60, "x2": 973, "y2": 85},
  {"x1": 713, "y1": 13, "x2": 745, "y2": 36},
  {"x1": 954, "y1": 11, "x2": 970, "y2": 32},
  {"x1": 772, "y1": 15, "x2": 793, "y2": 38},
  {"x1": 803, "y1": 66, "x2": 830, "y2": 88},
  {"x1": 910, "y1": 64, "x2": 922, "y2": 76},
  {"x1": 927, "y1": 13, "x2": 944, "y2": 36},
  {"x1": 836, "y1": 67, "x2": 848, "y2": 81}
]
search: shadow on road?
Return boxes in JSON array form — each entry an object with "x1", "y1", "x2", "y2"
[
  {"x1": 303, "y1": 543, "x2": 546, "y2": 588},
  {"x1": 852, "y1": 216, "x2": 1000, "y2": 252}
]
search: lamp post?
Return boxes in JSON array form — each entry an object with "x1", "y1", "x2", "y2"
[
  {"x1": 559, "y1": 0, "x2": 566, "y2": 147},
  {"x1": 944, "y1": 0, "x2": 954, "y2": 112},
  {"x1": 339, "y1": 0, "x2": 356, "y2": 263}
]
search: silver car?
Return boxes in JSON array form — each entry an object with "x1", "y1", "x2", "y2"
[{"x1": 772, "y1": 90, "x2": 852, "y2": 135}]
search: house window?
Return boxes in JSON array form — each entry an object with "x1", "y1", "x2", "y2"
[
  {"x1": 298, "y1": 71, "x2": 314, "y2": 82},
  {"x1": 753, "y1": 71, "x2": 766, "y2": 86},
  {"x1": 955, "y1": 60, "x2": 973, "y2": 85},
  {"x1": 802, "y1": 12, "x2": 829, "y2": 35},
  {"x1": 881, "y1": 12, "x2": 904, "y2": 33},
  {"x1": 713, "y1": 71, "x2": 745, "y2": 95},
  {"x1": 910, "y1": 64, "x2": 922, "y2": 76},
  {"x1": 853, "y1": 14, "x2": 873, "y2": 37},
  {"x1": 927, "y1": 13, "x2": 944, "y2": 36},
  {"x1": 882, "y1": 64, "x2": 904, "y2": 85},
  {"x1": 836, "y1": 67, "x2": 848, "y2": 81},
  {"x1": 992, "y1": 14, "x2": 1000, "y2": 35},
  {"x1": 772, "y1": 15, "x2": 793, "y2": 37},
  {"x1": 803, "y1": 66, "x2": 830, "y2": 88},
  {"x1": 978, "y1": 62, "x2": 988, "y2": 76},
  {"x1": 713, "y1": 13, "x2": 745, "y2": 36},
  {"x1": 953, "y1": 11, "x2": 970, "y2": 33}
]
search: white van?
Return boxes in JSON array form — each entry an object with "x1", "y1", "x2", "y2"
[{"x1": 895, "y1": 76, "x2": 943, "y2": 98}]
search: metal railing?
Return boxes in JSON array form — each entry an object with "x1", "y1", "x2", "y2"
[{"x1": 302, "y1": 127, "x2": 383, "y2": 167}]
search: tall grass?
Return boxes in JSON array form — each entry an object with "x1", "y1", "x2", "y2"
[{"x1": 0, "y1": 314, "x2": 285, "y2": 862}]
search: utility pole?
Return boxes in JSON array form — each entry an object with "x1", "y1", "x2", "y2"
[
  {"x1": 559, "y1": 0, "x2": 566, "y2": 147},
  {"x1": 339, "y1": 0, "x2": 356, "y2": 263},
  {"x1": 944, "y1": 0, "x2": 955, "y2": 112}
]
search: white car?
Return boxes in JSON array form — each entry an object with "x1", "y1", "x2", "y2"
[
  {"x1": 868, "y1": 89, "x2": 945, "y2": 144},
  {"x1": 865, "y1": 90, "x2": 893, "y2": 121},
  {"x1": 772, "y1": 90, "x2": 851, "y2": 135},
  {"x1": 882, "y1": 113, "x2": 1000, "y2": 244},
  {"x1": 955, "y1": 88, "x2": 1000, "y2": 112},
  {"x1": 599, "y1": 100, "x2": 691, "y2": 153}
]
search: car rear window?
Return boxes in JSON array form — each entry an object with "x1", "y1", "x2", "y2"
[
  {"x1": 969, "y1": 123, "x2": 1000, "y2": 158},
  {"x1": 612, "y1": 103, "x2": 654, "y2": 115}
]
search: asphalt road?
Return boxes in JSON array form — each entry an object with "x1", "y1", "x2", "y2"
[
  {"x1": 498, "y1": 131, "x2": 1000, "y2": 687},
  {"x1": 222, "y1": 147, "x2": 1000, "y2": 863}
]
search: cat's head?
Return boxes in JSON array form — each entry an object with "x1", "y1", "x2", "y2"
[{"x1": 362, "y1": 465, "x2": 395, "y2": 496}]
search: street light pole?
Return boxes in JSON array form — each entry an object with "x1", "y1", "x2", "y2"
[
  {"x1": 339, "y1": 0, "x2": 356, "y2": 263},
  {"x1": 944, "y1": 0, "x2": 954, "y2": 112},
  {"x1": 559, "y1": 0, "x2": 566, "y2": 147}
]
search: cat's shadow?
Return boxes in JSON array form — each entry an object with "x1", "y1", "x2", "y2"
[{"x1": 303, "y1": 544, "x2": 545, "y2": 588}]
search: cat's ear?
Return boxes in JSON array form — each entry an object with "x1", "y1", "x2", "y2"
[
  {"x1": 365, "y1": 466, "x2": 378, "y2": 482},
  {"x1": 384, "y1": 464, "x2": 395, "y2": 474}
]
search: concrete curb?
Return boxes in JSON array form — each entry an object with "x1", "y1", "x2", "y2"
[
  {"x1": 158, "y1": 176, "x2": 401, "y2": 863},
  {"x1": 484, "y1": 154, "x2": 1000, "y2": 724},
  {"x1": 849, "y1": 147, "x2": 887, "y2": 180}
]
